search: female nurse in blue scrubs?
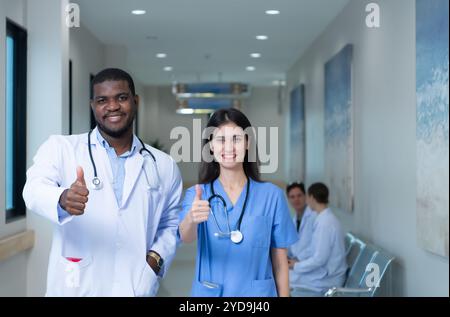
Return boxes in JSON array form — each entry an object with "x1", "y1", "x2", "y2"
[{"x1": 178, "y1": 108, "x2": 298, "y2": 297}]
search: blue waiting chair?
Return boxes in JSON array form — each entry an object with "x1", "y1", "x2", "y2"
[{"x1": 325, "y1": 243, "x2": 395, "y2": 297}]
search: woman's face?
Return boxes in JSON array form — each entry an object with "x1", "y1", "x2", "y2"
[{"x1": 210, "y1": 122, "x2": 248, "y2": 170}]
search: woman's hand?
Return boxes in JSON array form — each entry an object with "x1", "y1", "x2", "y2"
[
  {"x1": 179, "y1": 185, "x2": 210, "y2": 243},
  {"x1": 186, "y1": 185, "x2": 210, "y2": 225}
]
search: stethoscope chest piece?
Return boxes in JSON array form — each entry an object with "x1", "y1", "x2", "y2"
[
  {"x1": 91, "y1": 176, "x2": 103, "y2": 190},
  {"x1": 209, "y1": 177, "x2": 250, "y2": 245},
  {"x1": 230, "y1": 230, "x2": 243, "y2": 244}
]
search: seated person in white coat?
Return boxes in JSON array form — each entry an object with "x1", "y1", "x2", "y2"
[
  {"x1": 288, "y1": 183, "x2": 347, "y2": 297},
  {"x1": 23, "y1": 68, "x2": 183, "y2": 296},
  {"x1": 286, "y1": 182, "x2": 317, "y2": 287}
]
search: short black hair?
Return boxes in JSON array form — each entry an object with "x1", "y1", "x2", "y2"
[
  {"x1": 286, "y1": 182, "x2": 305, "y2": 195},
  {"x1": 90, "y1": 68, "x2": 136, "y2": 98},
  {"x1": 307, "y1": 183, "x2": 329, "y2": 204}
]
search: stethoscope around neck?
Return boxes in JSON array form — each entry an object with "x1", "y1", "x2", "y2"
[
  {"x1": 207, "y1": 176, "x2": 250, "y2": 244},
  {"x1": 87, "y1": 129, "x2": 160, "y2": 191}
]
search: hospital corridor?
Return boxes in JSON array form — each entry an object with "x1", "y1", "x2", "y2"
[{"x1": 0, "y1": 0, "x2": 449, "y2": 299}]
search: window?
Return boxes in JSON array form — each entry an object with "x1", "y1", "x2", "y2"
[{"x1": 5, "y1": 19, "x2": 27, "y2": 222}]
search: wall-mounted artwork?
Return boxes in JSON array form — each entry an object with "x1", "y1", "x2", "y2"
[
  {"x1": 289, "y1": 84, "x2": 305, "y2": 182},
  {"x1": 324, "y1": 44, "x2": 354, "y2": 213},
  {"x1": 416, "y1": 0, "x2": 449, "y2": 258}
]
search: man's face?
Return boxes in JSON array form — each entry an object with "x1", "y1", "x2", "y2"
[
  {"x1": 287, "y1": 187, "x2": 306, "y2": 213},
  {"x1": 91, "y1": 80, "x2": 138, "y2": 138}
]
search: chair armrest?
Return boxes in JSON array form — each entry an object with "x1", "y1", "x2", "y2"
[
  {"x1": 291, "y1": 285, "x2": 321, "y2": 292},
  {"x1": 324, "y1": 286, "x2": 374, "y2": 297}
]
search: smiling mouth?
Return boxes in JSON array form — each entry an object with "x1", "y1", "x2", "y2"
[
  {"x1": 105, "y1": 114, "x2": 125, "y2": 123},
  {"x1": 222, "y1": 154, "x2": 237, "y2": 160}
]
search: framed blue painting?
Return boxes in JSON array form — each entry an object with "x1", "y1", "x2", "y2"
[
  {"x1": 324, "y1": 44, "x2": 354, "y2": 213},
  {"x1": 416, "y1": 0, "x2": 449, "y2": 257}
]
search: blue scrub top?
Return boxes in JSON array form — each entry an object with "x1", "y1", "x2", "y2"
[{"x1": 179, "y1": 178, "x2": 298, "y2": 297}]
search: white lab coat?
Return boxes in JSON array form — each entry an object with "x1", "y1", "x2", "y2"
[{"x1": 22, "y1": 128, "x2": 183, "y2": 297}]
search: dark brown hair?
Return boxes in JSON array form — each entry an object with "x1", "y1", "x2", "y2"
[
  {"x1": 198, "y1": 108, "x2": 261, "y2": 184},
  {"x1": 307, "y1": 182, "x2": 329, "y2": 204},
  {"x1": 286, "y1": 182, "x2": 305, "y2": 195}
]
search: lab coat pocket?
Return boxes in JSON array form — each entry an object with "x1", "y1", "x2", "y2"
[
  {"x1": 250, "y1": 278, "x2": 277, "y2": 297},
  {"x1": 135, "y1": 261, "x2": 159, "y2": 297},
  {"x1": 55, "y1": 255, "x2": 94, "y2": 297},
  {"x1": 248, "y1": 216, "x2": 271, "y2": 248}
]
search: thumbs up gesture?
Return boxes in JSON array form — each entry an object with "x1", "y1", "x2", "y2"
[
  {"x1": 187, "y1": 184, "x2": 210, "y2": 225},
  {"x1": 58, "y1": 166, "x2": 89, "y2": 216}
]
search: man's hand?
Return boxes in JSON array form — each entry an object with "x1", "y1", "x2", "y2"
[
  {"x1": 146, "y1": 254, "x2": 160, "y2": 275},
  {"x1": 59, "y1": 166, "x2": 89, "y2": 216},
  {"x1": 288, "y1": 258, "x2": 299, "y2": 269}
]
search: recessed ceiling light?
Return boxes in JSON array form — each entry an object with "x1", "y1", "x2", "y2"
[
  {"x1": 265, "y1": 10, "x2": 280, "y2": 15},
  {"x1": 164, "y1": 66, "x2": 173, "y2": 72},
  {"x1": 177, "y1": 108, "x2": 195, "y2": 115},
  {"x1": 272, "y1": 80, "x2": 286, "y2": 86},
  {"x1": 246, "y1": 66, "x2": 256, "y2": 71},
  {"x1": 250, "y1": 53, "x2": 261, "y2": 58},
  {"x1": 156, "y1": 53, "x2": 167, "y2": 58},
  {"x1": 131, "y1": 10, "x2": 146, "y2": 15},
  {"x1": 256, "y1": 35, "x2": 268, "y2": 40}
]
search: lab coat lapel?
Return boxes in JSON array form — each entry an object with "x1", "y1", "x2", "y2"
[
  {"x1": 121, "y1": 153, "x2": 144, "y2": 208},
  {"x1": 84, "y1": 129, "x2": 117, "y2": 209}
]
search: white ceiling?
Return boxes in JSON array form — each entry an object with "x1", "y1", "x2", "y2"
[{"x1": 74, "y1": 0, "x2": 349, "y2": 86}]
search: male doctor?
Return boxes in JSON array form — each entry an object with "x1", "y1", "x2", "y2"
[
  {"x1": 286, "y1": 182, "x2": 317, "y2": 289},
  {"x1": 23, "y1": 68, "x2": 183, "y2": 296}
]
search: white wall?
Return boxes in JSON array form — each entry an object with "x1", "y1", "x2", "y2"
[
  {"x1": 139, "y1": 86, "x2": 287, "y2": 187},
  {"x1": 69, "y1": 24, "x2": 105, "y2": 134},
  {"x1": 243, "y1": 86, "x2": 287, "y2": 183},
  {"x1": 286, "y1": 0, "x2": 449, "y2": 296},
  {"x1": 141, "y1": 86, "x2": 205, "y2": 186},
  {"x1": 25, "y1": 0, "x2": 70, "y2": 296},
  {"x1": 0, "y1": 0, "x2": 28, "y2": 297}
]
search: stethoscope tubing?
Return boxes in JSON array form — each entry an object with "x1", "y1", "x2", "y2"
[
  {"x1": 87, "y1": 129, "x2": 157, "y2": 189},
  {"x1": 207, "y1": 176, "x2": 250, "y2": 236}
]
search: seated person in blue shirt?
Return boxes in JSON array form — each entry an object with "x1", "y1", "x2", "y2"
[
  {"x1": 288, "y1": 182, "x2": 347, "y2": 297},
  {"x1": 286, "y1": 182, "x2": 317, "y2": 287}
]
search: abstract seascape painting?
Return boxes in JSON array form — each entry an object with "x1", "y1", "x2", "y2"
[
  {"x1": 289, "y1": 84, "x2": 305, "y2": 182},
  {"x1": 324, "y1": 44, "x2": 354, "y2": 213},
  {"x1": 416, "y1": 0, "x2": 449, "y2": 257}
]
